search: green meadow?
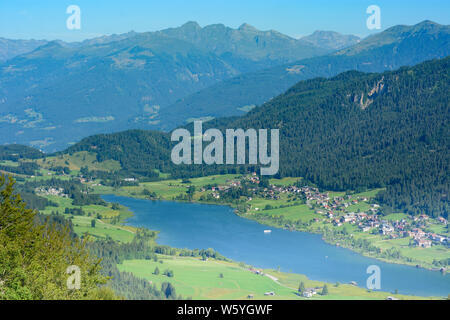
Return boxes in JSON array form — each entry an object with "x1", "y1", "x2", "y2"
[
  {"x1": 40, "y1": 194, "x2": 135, "y2": 243},
  {"x1": 40, "y1": 195, "x2": 121, "y2": 218},
  {"x1": 36, "y1": 151, "x2": 121, "y2": 172},
  {"x1": 118, "y1": 255, "x2": 437, "y2": 300},
  {"x1": 71, "y1": 215, "x2": 135, "y2": 243},
  {"x1": 0, "y1": 160, "x2": 20, "y2": 167},
  {"x1": 257, "y1": 204, "x2": 320, "y2": 223},
  {"x1": 93, "y1": 174, "x2": 241, "y2": 200},
  {"x1": 269, "y1": 177, "x2": 302, "y2": 186}
]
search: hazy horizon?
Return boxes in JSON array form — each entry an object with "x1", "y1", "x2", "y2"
[{"x1": 1, "y1": 0, "x2": 449, "y2": 41}]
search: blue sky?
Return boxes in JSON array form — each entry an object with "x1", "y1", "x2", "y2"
[{"x1": 1, "y1": 0, "x2": 449, "y2": 41}]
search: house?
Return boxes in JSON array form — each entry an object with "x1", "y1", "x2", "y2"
[
  {"x1": 302, "y1": 288, "x2": 317, "y2": 298},
  {"x1": 380, "y1": 223, "x2": 394, "y2": 235},
  {"x1": 264, "y1": 291, "x2": 275, "y2": 296},
  {"x1": 343, "y1": 213, "x2": 356, "y2": 223},
  {"x1": 410, "y1": 228, "x2": 426, "y2": 239},
  {"x1": 430, "y1": 234, "x2": 447, "y2": 243},
  {"x1": 333, "y1": 219, "x2": 342, "y2": 227},
  {"x1": 414, "y1": 238, "x2": 432, "y2": 248}
]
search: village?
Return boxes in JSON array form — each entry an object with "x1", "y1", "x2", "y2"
[{"x1": 201, "y1": 174, "x2": 449, "y2": 250}]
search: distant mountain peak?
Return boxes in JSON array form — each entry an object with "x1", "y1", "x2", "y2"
[
  {"x1": 181, "y1": 21, "x2": 201, "y2": 30},
  {"x1": 310, "y1": 30, "x2": 339, "y2": 36},
  {"x1": 40, "y1": 40, "x2": 64, "y2": 49},
  {"x1": 381, "y1": 20, "x2": 444, "y2": 35},
  {"x1": 417, "y1": 20, "x2": 440, "y2": 26},
  {"x1": 339, "y1": 20, "x2": 449, "y2": 56},
  {"x1": 300, "y1": 30, "x2": 360, "y2": 51},
  {"x1": 238, "y1": 23, "x2": 258, "y2": 32},
  {"x1": 412, "y1": 20, "x2": 445, "y2": 31}
]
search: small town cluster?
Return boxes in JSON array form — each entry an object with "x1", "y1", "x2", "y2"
[{"x1": 203, "y1": 174, "x2": 449, "y2": 249}]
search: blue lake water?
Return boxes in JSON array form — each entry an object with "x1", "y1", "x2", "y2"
[{"x1": 103, "y1": 195, "x2": 450, "y2": 297}]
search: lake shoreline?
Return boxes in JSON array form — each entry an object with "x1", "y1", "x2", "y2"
[
  {"x1": 101, "y1": 194, "x2": 450, "y2": 297},
  {"x1": 106, "y1": 191, "x2": 446, "y2": 274}
]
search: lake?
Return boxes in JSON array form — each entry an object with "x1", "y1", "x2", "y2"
[{"x1": 103, "y1": 195, "x2": 450, "y2": 297}]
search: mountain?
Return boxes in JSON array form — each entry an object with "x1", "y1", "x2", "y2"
[
  {"x1": 0, "y1": 26, "x2": 358, "y2": 67},
  {"x1": 159, "y1": 21, "x2": 450, "y2": 129},
  {"x1": 0, "y1": 32, "x2": 142, "y2": 63},
  {"x1": 0, "y1": 38, "x2": 48, "y2": 62},
  {"x1": 64, "y1": 56, "x2": 450, "y2": 217},
  {"x1": 157, "y1": 21, "x2": 329, "y2": 63},
  {"x1": 0, "y1": 22, "x2": 338, "y2": 152},
  {"x1": 299, "y1": 31, "x2": 360, "y2": 51},
  {"x1": 68, "y1": 31, "x2": 139, "y2": 47}
]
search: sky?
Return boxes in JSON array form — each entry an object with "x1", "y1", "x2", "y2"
[{"x1": 0, "y1": 0, "x2": 449, "y2": 42}]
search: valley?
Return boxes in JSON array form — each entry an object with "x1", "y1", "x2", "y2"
[
  {"x1": 0, "y1": 15, "x2": 448, "y2": 302},
  {"x1": 1, "y1": 148, "x2": 448, "y2": 298}
]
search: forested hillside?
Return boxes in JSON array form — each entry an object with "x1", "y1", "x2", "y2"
[
  {"x1": 0, "y1": 144, "x2": 44, "y2": 160},
  {"x1": 209, "y1": 57, "x2": 449, "y2": 217},
  {"x1": 65, "y1": 57, "x2": 449, "y2": 217},
  {"x1": 65, "y1": 130, "x2": 173, "y2": 178}
]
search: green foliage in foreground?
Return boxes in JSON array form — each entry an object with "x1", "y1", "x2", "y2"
[{"x1": 0, "y1": 174, "x2": 117, "y2": 300}]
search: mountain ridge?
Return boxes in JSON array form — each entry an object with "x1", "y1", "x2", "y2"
[
  {"x1": 0, "y1": 22, "x2": 360, "y2": 151},
  {"x1": 158, "y1": 20, "x2": 450, "y2": 130}
]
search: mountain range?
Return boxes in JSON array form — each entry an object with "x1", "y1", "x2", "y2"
[
  {"x1": 0, "y1": 22, "x2": 359, "y2": 151},
  {"x1": 159, "y1": 21, "x2": 450, "y2": 129},
  {"x1": 0, "y1": 20, "x2": 448, "y2": 151}
]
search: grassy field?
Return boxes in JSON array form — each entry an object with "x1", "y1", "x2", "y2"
[
  {"x1": 383, "y1": 213, "x2": 409, "y2": 221},
  {"x1": 0, "y1": 160, "x2": 20, "y2": 167},
  {"x1": 40, "y1": 194, "x2": 135, "y2": 243},
  {"x1": 257, "y1": 204, "x2": 320, "y2": 223},
  {"x1": 40, "y1": 195, "x2": 121, "y2": 218},
  {"x1": 92, "y1": 174, "x2": 241, "y2": 200},
  {"x1": 268, "y1": 177, "x2": 302, "y2": 186},
  {"x1": 118, "y1": 255, "x2": 438, "y2": 300},
  {"x1": 71, "y1": 215, "x2": 135, "y2": 243},
  {"x1": 344, "y1": 225, "x2": 450, "y2": 266},
  {"x1": 36, "y1": 151, "x2": 121, "y2": 172}
]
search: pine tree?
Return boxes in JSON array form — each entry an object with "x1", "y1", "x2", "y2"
[
  {"x1": 321, "y1": 284, "x2": 329, "y2": 296},
  {"x1": 299, "y1": 281, "x2": 305, "y2": 293},
  {"x1": 161, "y1": 282, "x2": 176, "y2": 299}
]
